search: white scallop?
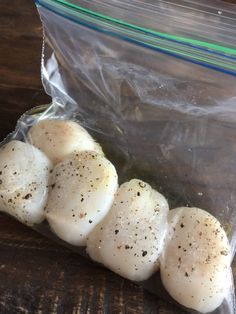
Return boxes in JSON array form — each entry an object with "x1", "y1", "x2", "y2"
[
  {"x1": 45, "y1": 151, "x2": 118, "y2": 246},
  {"x1": 28, "y1": 119, "x2": 103, "y2": 164},
  {"x1": 87, "y1": 179, "x2": 169, "y2": 281},
  {"x1": 0, "y1": 140, "x2": 52, "y2": 225},
  {"x1": 160, "y1": 207, "x2": 231, "y2": 313}
]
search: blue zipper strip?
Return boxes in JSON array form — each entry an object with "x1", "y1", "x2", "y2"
[{"x1": 35, "y1": 0, "x2": 236, "y2": 77}]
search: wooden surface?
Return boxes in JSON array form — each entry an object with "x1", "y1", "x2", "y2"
[{"x1": 0, "y1": 1, "x2": 235, "y2": 313}]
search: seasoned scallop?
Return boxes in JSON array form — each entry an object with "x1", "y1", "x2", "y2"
[
  {"x1": 87, "y1": 179, "x2": 169, "y2": 281},
  {"x1": 160, "y1": 207, "x2": 231, "y2": 313},
  {"x1": 28, "y1": 119, "x2": 103, "y2": 164},
  {"x1": 45, "y1": 151, "x2": 118, "y2": 246},
  {"x1": 0, "y1": 140, "x2": 52, "y2": 225}
]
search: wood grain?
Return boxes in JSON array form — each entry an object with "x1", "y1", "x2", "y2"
[{"x1": 0, "y1": 1, "x2": 235, "y2": 313}]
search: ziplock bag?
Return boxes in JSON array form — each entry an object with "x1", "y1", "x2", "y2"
[{"x1": 1, "y1": 0, "x2": 236, "y2": 313}]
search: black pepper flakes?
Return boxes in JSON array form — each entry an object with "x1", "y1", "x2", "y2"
[
  {"x1": 142, "y1": 251, "x2": 147, "y2": 257},
  {"x1": 23, "y1": 193, "x2": 32, "y2": 200},
  {"x1": 138, "y1": 182, "x2": 146, "y2": 188},
  {"x1": 220, "y1": 250, "x2": 229, "y2": 256}
]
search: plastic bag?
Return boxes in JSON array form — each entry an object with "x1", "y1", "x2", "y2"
[{"x1": 1, "y1": 0, "x2": 236, "y2": 313}]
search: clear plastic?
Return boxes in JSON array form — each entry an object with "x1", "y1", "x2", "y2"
[{"x1": 1, "y1": 0, "x2": 236, "y2": 313}]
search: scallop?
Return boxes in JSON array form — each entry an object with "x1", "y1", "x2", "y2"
[
  {"x1": 0, "y1": 140, "x2": 52, "y2": 225},
  {"x1": 45, "y1": 151, "x2": 118, "y2": 246},
  {"x1": 28, "y1": 119, "x2": 103, "y2": 164},
  {"x1": 160, "y1": 207, "x2": 231, "y2": 313},
  {"x1": 87, "y1": 179, "x2": 169, "y2": 281}
]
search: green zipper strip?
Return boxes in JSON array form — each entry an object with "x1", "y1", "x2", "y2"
[
  {"x1": 49, "y1": 0, "x2": 236, "y2": 56},
  {"x1": 41, "y1": 0, "x2": 236, "y2": 72}
]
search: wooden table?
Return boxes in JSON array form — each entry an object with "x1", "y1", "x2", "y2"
[{"x1": 0, "y1": 1, "x2": 235, "y2": 313}]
